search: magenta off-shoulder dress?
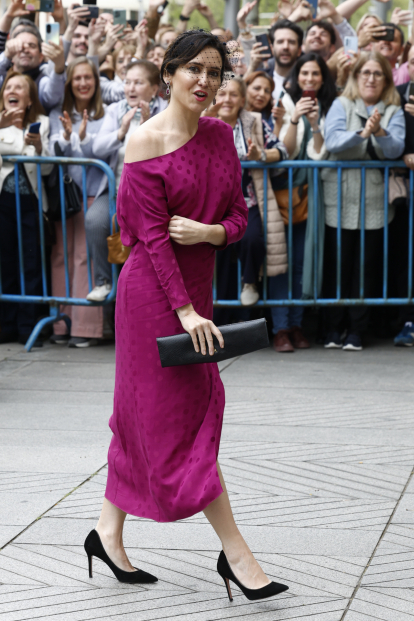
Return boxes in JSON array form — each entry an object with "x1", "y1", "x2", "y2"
[{"x1": 105, "y1": 117, "x2": 248, "y2": 522}]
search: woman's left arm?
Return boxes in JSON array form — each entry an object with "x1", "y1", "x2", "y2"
[{"x1": 372, "y1": 108, "x2": 406, "y2": 160}]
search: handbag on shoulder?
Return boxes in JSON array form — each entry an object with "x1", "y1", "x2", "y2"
[
  {"x1": 45, "y1": 142, "x2": 82, "y2": 221},
  {"x1": 107, "y1": 214, "x2": 131, "y2": 264}
]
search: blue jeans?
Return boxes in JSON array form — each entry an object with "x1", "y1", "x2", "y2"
[{"x1": 269, "y1": 220, "x2": 307, "y2": 334}]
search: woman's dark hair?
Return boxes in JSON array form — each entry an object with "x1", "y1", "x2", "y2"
[
  {"x1": 244, "y1": 71, "x2": 275, "y2": 116},
  {"x1": 160, "y1": 29, "x2": 233, "y2": 87},
  {"x1": 284, "y1": 52, "x2": 336, "y2": 117},
  {"x1": 269, "y1": 19, "x2": 303, "y2": 47},
  {"x1": 125, "y1": 59, "x2": 160, "y2": 86}
]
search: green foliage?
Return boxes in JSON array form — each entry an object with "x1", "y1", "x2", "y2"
[{"x1": 168, "y1": 0, "x2": 225, "y2": 29}]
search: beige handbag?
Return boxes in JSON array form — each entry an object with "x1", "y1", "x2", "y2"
[{"x1": 107, "y1": 214, "x2": 131, "y2": 264}]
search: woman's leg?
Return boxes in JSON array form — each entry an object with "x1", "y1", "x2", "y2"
[
  {"x1": 85, "y1": 193, "x2": 112, "y2": 286},
  {"x1": 95, "y1": 498, "x2": 136, "y2": 572},
  {"x1": 237, "y1": 206, "x2": 265, "y2": 284},
  {"x1": 203, "y1": 462, "x2": 270, "y2": 589}
]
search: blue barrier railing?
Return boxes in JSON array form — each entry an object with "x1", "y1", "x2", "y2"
[
  {"x1": 0, "y1": 156, "x2": 117, "y2": 351},
  {"x1": 213, "y1": 160, "x2": 413, "y2": 307}
]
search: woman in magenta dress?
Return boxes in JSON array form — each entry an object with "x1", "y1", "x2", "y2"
[{"x1": 84, "y1": 30, "x2": 289, "y2": 602}]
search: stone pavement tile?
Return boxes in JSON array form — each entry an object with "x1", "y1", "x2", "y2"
[
  {"x1": 0, "y1": 404, "x2": 112, "y2": 432},
  {"x1": 0, "y1": 589, "x2": 346, "y2": 621},
  {"x1": 1, "y1": 377, "x2": 115, "y2": 393},
  {"x1": 220, "y1": 458, "x2": 410, "y2": 500},
  {"x1": 0, "y1": 585, "x2": 94, "y2": 605},
  {"x1": 0, "y1": 526, "x2": 23, "y2": 549},
  {"x1": 381, "y1": 525, "x2": 414, "y2": 550},
  {"x1": 9, "y1": 361, "x2": 115, "y2": 380},
  {"x1": 218, "y1": 441, "x2": 414, "y2": 465},
  {"x1": 0, "y1": 390, "x2": 113, "y2": 406},
  {"x1": 0, "y1": 447, "x2": 106, "y2": 473},
  {"x1": 345, "y1": 587, "x2": 414, "y2": 621},
  {"x1": 14, "y1": 517, "x2": 390, "y2": 556},
  {"x1": 0, "y1": 429, "x2": 110, "y2": 448},
  {"x1": 2, "y1": 342, "x2": 115, "y2": 364},
  {"x1": 0, "y1": 492, "x2": 64, "y2": 526},
  {"x1": 393, "y1": 494, "x2": 414, "y2": 524},
  {"x1": 0, "y1": 359, "x2": 31, "y2": 380},
  {"x1": 0, "y1": 472, "x2": 88, "y2": 494},
  {"x1": 222, "y1": 422, "x2": 414, "y2": 448}
]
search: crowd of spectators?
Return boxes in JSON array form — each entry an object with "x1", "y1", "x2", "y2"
[{"x1": 0, "y1": 0, "x2": 414, "y2": 353}]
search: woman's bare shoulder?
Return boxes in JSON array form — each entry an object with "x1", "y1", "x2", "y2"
[{"x1": 124, "y1": 116, "x2": 166, "y2": 164}]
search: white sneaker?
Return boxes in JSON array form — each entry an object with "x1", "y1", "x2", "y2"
[
  {"x1": 240, "y1": 283, "x2": 259, "y2": 306},
  {"x1": 86, "y1": 284, "x2": 112, "y2": 302}
]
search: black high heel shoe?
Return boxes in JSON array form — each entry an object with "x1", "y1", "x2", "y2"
[
  {"x1": 217, "y1": 550, "x2": 288, "y2": 602},
  {"x1": 84, "y1": 529, "x2": 158, "y2": 584}
]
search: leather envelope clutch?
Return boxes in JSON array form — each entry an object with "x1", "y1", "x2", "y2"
[{"x1": 156, "y1": 318, "x2": 269, "y2": 368}]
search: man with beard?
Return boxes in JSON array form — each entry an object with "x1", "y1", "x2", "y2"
[
  {"x1": 303, "y1": 21, "x2": 336, "y2": 62},
  {"x1": 240, "y1": 17, "x2": 303, "y2": 102}
]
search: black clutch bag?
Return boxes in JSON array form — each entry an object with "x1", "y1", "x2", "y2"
[{"x1": 156, "y1": 318, "x2": 269, "y2": 368}]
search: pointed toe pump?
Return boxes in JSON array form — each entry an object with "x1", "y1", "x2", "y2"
[
  {"x1": 217, "y1": 550, "x2": 288, "y2": 602},
  {"x1": 84, "y1": 529, "x2": 158, "y2": 584}
]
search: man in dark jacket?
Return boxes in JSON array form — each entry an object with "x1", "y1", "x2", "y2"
[{"x1": 392, "y1": 46, "x2": 414, "y2": 345}]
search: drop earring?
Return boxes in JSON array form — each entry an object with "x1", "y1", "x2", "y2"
[
  {"x1": 213, "y1": 96, "x2": 216, "y2": 105},
  {"x1": 166, "y1": 82, "x2": 170, "y2": 96}
]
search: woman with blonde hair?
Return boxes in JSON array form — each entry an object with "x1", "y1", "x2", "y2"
[
  {"x1": 49, "y1": 57, "x2": 110, "y2": 348},
  {"x1": 322, "y1": 51, "x2": 405, "y2": 351},
  {"x1": 0, "y1": 72, "x2": 52, "y2": 346}
]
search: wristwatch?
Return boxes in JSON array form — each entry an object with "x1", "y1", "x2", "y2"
[{"x1": 260, "y1": 149, "x2": 267, "y2": 162}]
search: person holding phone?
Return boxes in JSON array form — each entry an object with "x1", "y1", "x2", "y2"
[
  {"x1": 49, "y1": 57, "x2": 109, "y2": 348},
  {"x1": 269, "y1": 53, "x2": 336, "y2": 353},
  {"x1": 0, "y1": 27, "x2": 65, "y2": 112},
  {"x1": 0, "y1": 71, "x2": 52, "y2": 346},
  {"x1": 322, "y1": 52, "x2": 405, "y2": 351},
  {"x1": 86, "y1": 60, "x2": 167, "y2": 303},
  {"x1": 373, "y1": 23, "x2": 410, "y2": 86}
]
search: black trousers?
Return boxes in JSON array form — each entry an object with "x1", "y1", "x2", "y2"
[
  {"x1": 236, "y1": 205, "x2": 265, "y2": 285},
  {"x1": 323, "y1": 225, "x2": 383, "y2": 335},
  {"x1": 388, "y1": 205, "x2": 414, "y2": 325},
  {"x1": 0, "y1": 190, "x2": 42, "y2": 337}
]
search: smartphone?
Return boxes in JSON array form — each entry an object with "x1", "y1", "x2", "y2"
[
  {"x1": 302, "y1": 89, "x2": 316, "y2": 101},
  {"x1": 28, "y1": 122, "x2": 41, "y2": 134},
  {"x1": 409, "y1": 82, "x2": 414, "y2": 101},
  {"x1": 83, "y1": 4, "x2": 99, "y2": 18},
  {"x1": 113, "y1": 9, "x2": 127, "y2": 27},
  {"x1": 25, "y1": 0, "x2": 54, "y2": 11},
  {"x1": 373, "y1": 26, "x2": 395, "y2": 41},
  {"x1": 157, "y1": 0, "x2": 168, "y2": 15},
  {"x1": 255, "y1": 33, "x2": 272, "y2": 58},
  {"x1": 45, "y1": 22, "x2": 60, "y2": 45},
  {"x1": 307, "y1": 0, "x2": 318, "y2": 19},
  {"x1": 127, "y1": 19, "x2": 138, "y2": 29},
  {"x1": 344, "y1": 36, "x2": 358, "y2": 55},
  {"x1": 276, "y1": 89, "x2": 284, "y2": 107}
]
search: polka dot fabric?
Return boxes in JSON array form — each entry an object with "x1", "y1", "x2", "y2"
[{"x1": 105, "y1": 117, "x2": 248, "y2": 522}]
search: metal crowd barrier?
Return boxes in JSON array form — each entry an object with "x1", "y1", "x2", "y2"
[
  {"x1": 0, "y1": 156, "x2": 117, "y2": 352},
  {"x1": 213, "y1": 160, "x2": 413, "y2": 307}
]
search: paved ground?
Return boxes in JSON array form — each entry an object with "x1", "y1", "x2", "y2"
[{"x1": 0, "y1": 337, "x2": 413, "y2": 621}]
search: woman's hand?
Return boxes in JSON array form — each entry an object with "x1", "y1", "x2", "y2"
[
  {"x1": 404, "y1": 153, "x2": 414, "y2": 171},
  {"x1": 336, "y1": 51, "x2": 357, "y2": 88},
  {"x1": 78, "y1": 109, "x2": 89, "y2": 142},
  {"x1": 118, "y1": 106, "x2": 137, "y2": 141},
  {"x1": 59, "y1": 110, "x2": 72, "y2": 141},
  {"x1": 246, "y1": 137, "x2": 262, "y2": 161},
  {"x1": 0, "y1": 108, "x2": 24, "y2": 129},
  {"x1": 360, "y1": 108, "x2": 381, "y2": 138},
  {"x1": 168, "y1": 215, "x2": 208, "y2": 245},
  {"x1": 201, "y1": 100, "x2": 223, "y2": 118},
  {"x1": 248, "y1": 41, "x2": 271, "y2": 72},
  {"x1": 176, "y1": 304, "x2": 224, "y2": 356},
  {"x1": 291, "y1": 96, "x2": 315, "y2": 123},
  {"x1": 24, "y1": 131, "x2": 42, "y2": 155},
  {"x1": 305, "y1": 99, "x2": 319, "y2": 129},
  {"x1": 271, "y1": 98, "x2": 285, "y2": 136},
  {"x1": 140, "y1": 101, "x2": 151, "y2": 125},
  {"x1": 358, "y1": 24, "x2": 386, "y2": 49}
]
